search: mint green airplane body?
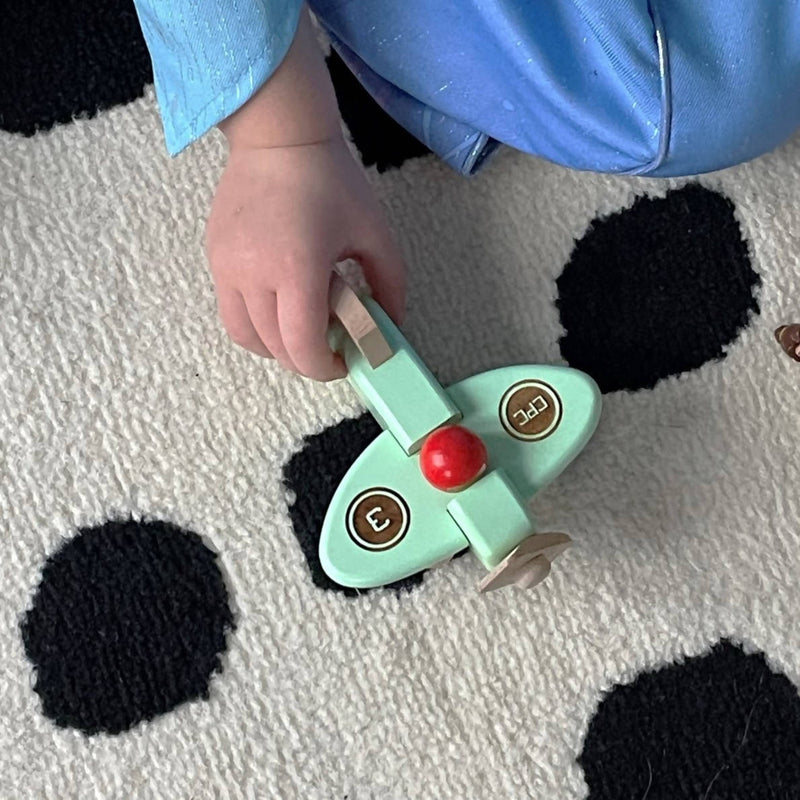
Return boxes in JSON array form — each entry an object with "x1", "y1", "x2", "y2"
[{"x1": 320, "y1": 296, "x2": 601, "y2": 592}]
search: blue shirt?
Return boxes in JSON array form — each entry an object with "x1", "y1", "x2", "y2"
[{"x1": 132, "y1": 0, "x2": 800, "y2": 177}]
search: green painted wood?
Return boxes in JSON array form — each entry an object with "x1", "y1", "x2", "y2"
[
  {"x1": 319, "y1": 361, "x2": 601, "y2": 589},
  {"x1": 318, "y1": 429, "x2": 470, "y2": 589},
  {"x1": 334, "y1": 298, "x2": 460, "y2": 454},
  {"x1": 446, "y1": 469, "x2": 533, "y2": 569}
]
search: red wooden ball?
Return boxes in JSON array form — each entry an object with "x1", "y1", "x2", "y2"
[{"x1": 420, "y1": 425, "x2": 488, "y2": 492}]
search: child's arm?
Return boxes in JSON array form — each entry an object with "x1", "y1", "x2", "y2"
[
  {"x1": 132, "y1": 0, "x2": 406, "y2": 379},
  {"x1": 216, "y1": 5, "x2": 340, "y2": 151},
  {"x1": 206, "y1": 7, "x2": 406, "y2": 380}
]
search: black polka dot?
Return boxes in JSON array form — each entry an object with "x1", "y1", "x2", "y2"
[
  {"x1": 282, "y1": 413, "x2": 426, "y2": 596},
  {"x1": 21, "y1": 519, "x2": 233, "y2": 735},
  {"x1": 327, "y1": 51, "x2": 431, "y2": 172},
  {"x1": 1, "y1": 0, "x2": 151, "y2": 136},
  {"x1": 578, "y1": 640, "x2": 800, "y2": 798},
  {"x1": 557, "y1": 184, "x2": 760, "y2": 393}
]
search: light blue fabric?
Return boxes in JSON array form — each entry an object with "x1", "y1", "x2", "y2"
[
  {"x1": 132, "y1": 0, "x2": 302, "y2": 154},
  {"x1": 134, "y1": 0, "x2": 800, "y2": 177}
]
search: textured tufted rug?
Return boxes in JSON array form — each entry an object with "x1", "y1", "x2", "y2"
[{"x1": 2, "y1": 4, "x2": 800, "y2": 798}]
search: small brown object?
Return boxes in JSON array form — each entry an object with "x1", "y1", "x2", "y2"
[
  {"x1": 499, "y1": 380, "x2": 563, "y2": 442},
  {"x1": 477, "y1": 532, "x2": 572, "y2": 593},
  {"x1": 330, "y1": 274, "x2": 394, "y2": 368},
  {"x1": 775, "y1": 324, "x2": 800, "y2": 362},
  {"x1": 346, "y1": 488, "x2": 410, "y2": 551}
]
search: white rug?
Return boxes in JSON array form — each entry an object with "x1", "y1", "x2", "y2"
[{"x1": 2, "y1": 66, "x2": 800, "y2": 799}]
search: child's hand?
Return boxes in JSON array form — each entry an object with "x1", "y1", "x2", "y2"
[
  {"x1": 206, "y1": 135, "x2": 406, "y2": 381},
  {"x1": 204, "y1": 6, "x2": 406, "y2": 381}
]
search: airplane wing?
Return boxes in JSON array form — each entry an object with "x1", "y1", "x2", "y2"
[{"x1": 448, "y1": 364, "x2": 601, "y2": 500}]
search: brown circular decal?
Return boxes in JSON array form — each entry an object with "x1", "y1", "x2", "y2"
[
  {"x1": 500, "y1": 381, "x2": 563, "y2": 441},
  {"x1": 347, "y1": 489, "x2": 410, "y2": 551}
]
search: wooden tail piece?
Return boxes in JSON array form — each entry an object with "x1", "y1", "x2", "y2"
[{"x1": 330, "y1": 274, "x2": 394, "y2": 368}]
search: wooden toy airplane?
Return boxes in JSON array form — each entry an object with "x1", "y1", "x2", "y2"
[{"x1": 321, "y1": 275, "x2": 601, "y2": 593}]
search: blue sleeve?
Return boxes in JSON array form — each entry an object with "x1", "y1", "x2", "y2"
[{"x1": 132, "y1": 0, "x2": 303, "y2": 155}]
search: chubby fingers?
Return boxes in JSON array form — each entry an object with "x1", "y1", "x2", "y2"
[
  {"x1": 278, "y1": 276, "x2": 346, "y2": 382},
  {"x1": 244, "y1": 291, "x2": 297, "y2": 372},
  {"x1": 217, "y1": 290, "x2": 274, "y2": 359}
]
